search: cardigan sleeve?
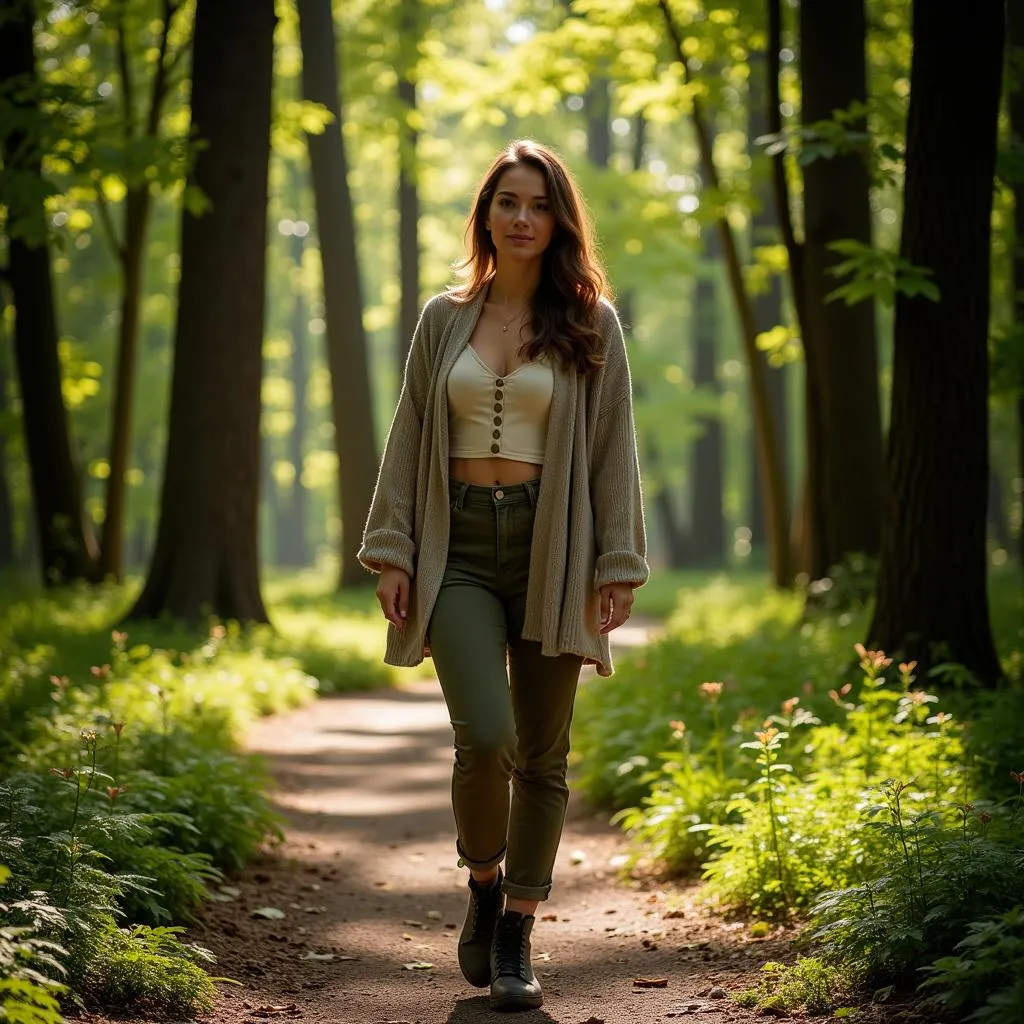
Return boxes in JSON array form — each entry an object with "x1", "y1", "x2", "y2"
[
  {"x1": 590, "y1": 303, "x2": 650, "y2": 590},
  {"x1": 357, "y1": 298, "x2": 437, "y2": 577}
]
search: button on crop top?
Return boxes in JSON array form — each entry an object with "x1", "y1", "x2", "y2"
[{"x1": 447, "y1": 345, "x2": 553, "y2": 464}]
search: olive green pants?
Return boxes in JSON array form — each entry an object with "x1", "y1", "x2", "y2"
[{"x1": 428, "y1": 478, "x2": 583, "y2": 902}]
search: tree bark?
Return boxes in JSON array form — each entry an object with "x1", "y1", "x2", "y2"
[
  {"x1": 276, "y1": 229, "x2": 311, "y2": 567},
  {"x1": 658, "y1": 0, "x2": 792, "y2": 586},
  {"x1": 800, "y1": 0, "x2": 883, "y2": 572},
  {"x1": 747, "y1": 48, "x2": 789, "y2": 560},
  {"x1": 297, "y1": 0, "x2": 378, "y2": 588},
  {"x1": 396, "y1": 0, "x2": 421, "y2": 383},
  {"x1": 0, "y1": 7, "x2": 97, "y2": 585},
  {"x1": 130, "y1": 0, "x2": 275, "y2": 624},
  {"x1": 691, "y1": 231, "x2": 725, "y2": 567},
  {"x1": 97, "y1": 0, "x2": 179, "y2": 583},
  {"x1": 1008, "y1": 0, "x2": 1024, "y2": 572},
  {"x1": 0, "y1": 282, "x2": 16, "y2": 569},
  {"x1": 867, "y1": 0, "x2": 1003, "y2": 685}
]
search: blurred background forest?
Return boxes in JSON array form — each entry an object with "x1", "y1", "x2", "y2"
[{"x1": 1, "y1": 0, "x2": 1021, "y2": 680}]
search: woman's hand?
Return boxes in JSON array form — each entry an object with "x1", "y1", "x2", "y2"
[
  {"x1": 598, "y1": 582, "x2": 635, "y2": 635},
  {"x1": 376, "y1": 566, "x2": 410, "y2": 628}
]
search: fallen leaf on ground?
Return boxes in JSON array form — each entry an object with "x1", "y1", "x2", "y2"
[
  {"x1": 299, "y1": 952, "x2": 334, "y2": 961},
  {"x1": 542, "y1": 913, "x2": 558, "y2": 922},
  {"x1": 402, "y1": 961, "x2": 434, "y2": 970},
  {"x1": 402, "y1": 919, "x2": 424, "y2": 928},
  {"x1": 337, "y1": 955, "x2": 360, "y2": 961},
  {"x1": 662, "y1": 908, "x2": 686, "y2": 919},
  {"x1": 632, "y1": 977, "x2": 668, "y2": 988},
  {"x1": 252, "y1": 907, "x2": 286, "y2": 920},
  {"x1": 570, "y1": 849, "x2": 587, "y2": 864},
  {"x1": 249, "y1": 1004, "x2": 297, "y2": 1017},
  {"x1": 426, "y1": 910, "x2": 442, "y2": 920}
]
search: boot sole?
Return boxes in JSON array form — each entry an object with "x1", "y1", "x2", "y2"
[{"x1": 490, "y1": 990, "x2": 543, "y2": 1011}]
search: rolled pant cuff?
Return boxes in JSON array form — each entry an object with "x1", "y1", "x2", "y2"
[
  {"x1": 501, "y1": 879, "x2": 552, "y2": 901},
  {"x1": 458, "y1": 841, "x2": 506, "y2": 872}
]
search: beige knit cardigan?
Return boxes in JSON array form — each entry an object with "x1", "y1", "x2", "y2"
[{"x1": 357, "y1": 288, "x2": 649, "y2": 677}]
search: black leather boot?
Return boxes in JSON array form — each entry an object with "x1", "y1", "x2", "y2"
[
  {"x1": 489, "y1": 910, "x2": 543, "y2": 1011},
  {"x1": 458, "y1": 868, "x2": 504, "y2": 987}
]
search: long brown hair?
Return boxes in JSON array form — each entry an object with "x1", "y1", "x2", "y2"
[{"x1": 448, "y1": 139, "x2": 610, "y2": 375}]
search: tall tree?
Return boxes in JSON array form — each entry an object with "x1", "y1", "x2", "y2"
[
  {"x1": 297, "y1": 0, "x2": 378, "y2": 588},
  {"x1": 130, "y1": 0, "x2": 276, "y2": 623},
  {"x1": 1008, "y1": 0, "x2": 1024, "y2": 572},
  {"x1": 867, "y1": 0, "x2": 1003, "y2": 684},
  {"x1": 0, "y1": 2, "x2": 97, "y2": 585},
  {"x1": 747, "y1": 49, "x2": 788, "y2": 559},
  {"x1": 690, "y1": 229, "x2": 725, "y2": 566},
  {"x1": 94, "y1": 0, "x2": 188, "y2": 583},
  {"x1": 396, "y1": 0, "x2": 422, "y2": 382},
  {"x1": 0, "y1": 279, "x2": 16, "y2": 569},
  {"x1": 798, "y1": 0, "x2": 883, "y2": 573},
  {"x1": 658, "y1": 0, "x2": 792, "y2": 587}
]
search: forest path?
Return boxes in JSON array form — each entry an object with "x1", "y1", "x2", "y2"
[{"x1": 178, "y1": 618, "x2": 795, "y2": 1024}]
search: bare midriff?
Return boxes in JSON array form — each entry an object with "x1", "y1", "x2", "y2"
[{"x1": 449, "y1": 456, "x2": 542, "y2": 486}]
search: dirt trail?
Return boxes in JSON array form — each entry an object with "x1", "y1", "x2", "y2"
[{"x1": 158, "y1": 620, "x2": 800, "y2": 1024}]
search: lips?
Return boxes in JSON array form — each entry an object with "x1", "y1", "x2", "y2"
[{"x1": 509, "y1": 235, "x2": 533, "y2": 241}]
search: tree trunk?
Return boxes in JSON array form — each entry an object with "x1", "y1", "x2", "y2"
[
  {"x1": 97, "y1": 191, "x2": 149, "y2": 582},
  {"x1": 800, "y1": 0, "x2": 883, "y2": 572},
  {"x1": 0, "y1": 283, "x2": 16, "y2": 569},
  {"x1": 691, "y1": 232, "x2": 725, "y2": 567},
  {"x1": 276, "y1": 230, "x2": 311, "y2": 567},
  {"x1": 396, "y1": 0, "x2": 421, "y2": 383},
  {"x1": 867, "y1": 0, "x2": 1003, "y2": 685},
  {"x1": 0, "y1": 8, "x2": 97, "y2": 585},
  {"x1": 1008, "y1": 1, "x2": 1024, "y2": 573},
  {"x1": 297, "y1": 0, "x2": 378, "y2": 589},
  {"x1": 130, "y1": 0, "x2": 275, "y2": 624},
  {"x1": 658, "y1": 0, "x2": 792, "y2": 586},
  {"x1": 747, "y1": 49, "x2": 789, "y2": 559}
]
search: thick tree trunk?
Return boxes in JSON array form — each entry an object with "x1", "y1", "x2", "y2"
[
  {"x1": 800, "y1": 0, "x2": 883, "y2": 572},
  {"x1": 867, "y1": 0, "x2": 1003, "y2": 685},
  {"x1": 1008, "y1": 2, "x2": 1024, "y2": 572},
  {"x1": 0, "y1": 8, "x2": 97, "y2": 585},
  {"x1": 297, "y1": 0, "x2": 378, "y2": 589},
  {"x1": 691, "y1": 232, "x2": 725, "y2": 567},
  {"x1": 396, "y1": 0, "x2": 421, "y2": 383},
  {"x1": 276, "y1": 230, "x2": 311, "y2": 567},
  {"x1": 130, "y1": 0, "x2": 275, "y2": 624},
  {"x1": 0, "y1": 284, "x2": 16, "y2": 569},
  {"x1": 747, "y1": 49, "x2": 789, "y2": 559}
]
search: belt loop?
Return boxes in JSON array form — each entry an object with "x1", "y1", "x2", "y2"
[
  {"x1": 524, "y1": 478, "x2": 539, "y2": 510},
  {"x1": 456, "y1": 480, "x2": 469, "y2": 510}
]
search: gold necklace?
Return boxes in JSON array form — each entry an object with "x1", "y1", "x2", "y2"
[{"x1": 499, "y1": 301, "x2": 530, "y2": 333}]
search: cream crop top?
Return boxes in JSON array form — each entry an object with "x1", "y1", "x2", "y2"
[{"x1": 447, "y1": 345, "x2": 553, "y2": 464}]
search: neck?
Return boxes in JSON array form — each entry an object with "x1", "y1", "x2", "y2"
[{"x1": 487, "y1": 261, "x2": 541, "y2": 306}]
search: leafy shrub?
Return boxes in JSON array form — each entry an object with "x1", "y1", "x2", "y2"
[
  {"x1": 920, "y1": 908, "x2": 1024, "y2": 1023},
  {"x1": 0, "y1": 866, "x2": 67, "y2": 1024},
  {"x1": 734, "y1": 957, "x2": 851, "y2": 1015},
  {"x1": 76, "y1": 923, "x2": 217, "y2": 1017}
]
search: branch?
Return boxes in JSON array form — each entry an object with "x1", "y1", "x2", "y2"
[
  {"x1": 145, "y1": 0, "x2": 177, "y2": 138},
  {"x1": 95, "y1": 190, "x2": 127, "y2": 267},
  {"x1": 115, "y1": 3, "x2": 135, "y2": 141}
]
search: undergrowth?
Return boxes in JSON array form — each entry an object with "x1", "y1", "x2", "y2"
[{"x1": 574, "y1": 570, "x2": 1024, "y2": 1020}]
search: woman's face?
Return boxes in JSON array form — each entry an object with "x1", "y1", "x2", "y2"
[{"x1": 485, "y1": 163, "x2": 557, "y2": 265}]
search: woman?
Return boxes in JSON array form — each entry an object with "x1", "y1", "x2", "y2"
[{"x1": 358, "y1": 139, "x2": 648, "y2": 1012}]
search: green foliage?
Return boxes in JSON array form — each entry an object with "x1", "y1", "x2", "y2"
[
  {"x1": 734, "y1": 957, "x2": 851, "y2": 1016},
  {"x1": 0, "y1": 866, "x2": 67, "y2": 1024},
  {"x1": 825, "y1": 239, "x2": 940, "y2": 308},
  {"x1": 76, "y1": 924, "x2": 217, "y2": 1018},
  {"x1": 920, "y1": 909, "x2": 1024, "y2": 1023}
]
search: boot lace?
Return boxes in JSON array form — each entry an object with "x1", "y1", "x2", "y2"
[{"x1": 493, "y1": 915, "x2": 525, "y2": 977}]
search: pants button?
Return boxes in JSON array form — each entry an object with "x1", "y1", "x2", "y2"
[{"x1": 494, "y1": 489, "x2": 504, "y2": 500}]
